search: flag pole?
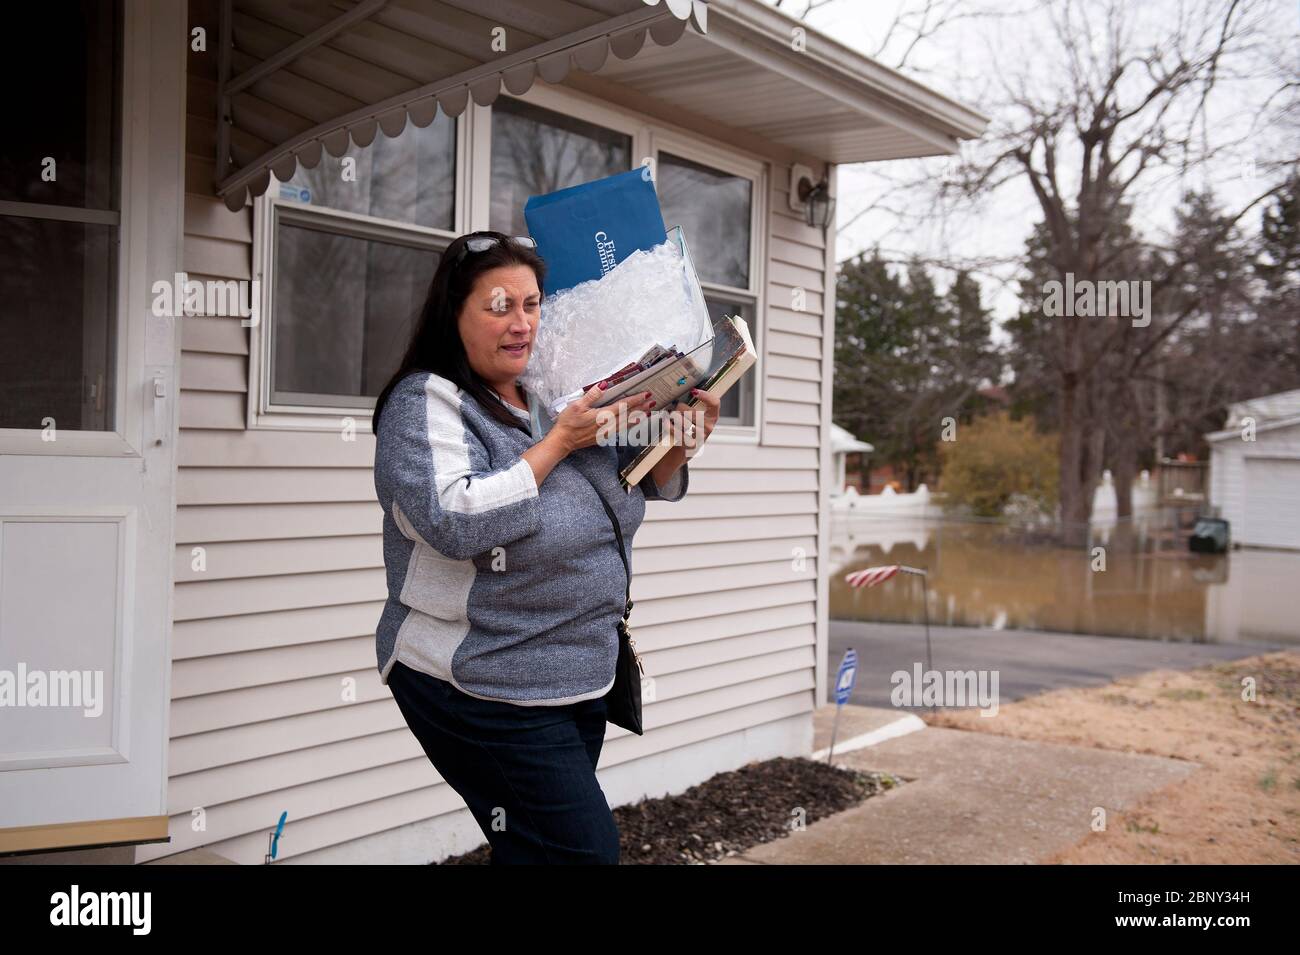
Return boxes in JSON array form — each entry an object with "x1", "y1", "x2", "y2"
[
  {"x1": 920, "y1": 571, "x2": 933, "y2": 675},
  {"x1": 844, "y1": 563, "x2": 934, "y2": 674}
]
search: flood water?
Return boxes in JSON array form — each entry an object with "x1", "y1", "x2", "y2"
[{"x1": 830, "y1": 513, "x2": 1300, "y2": 645}]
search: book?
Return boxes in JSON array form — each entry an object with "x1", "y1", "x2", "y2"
[
  {"x1": 523, "y1": 168, "x2": 668, "y2": 295},
  {"x1": 618, "y1": 312, "x2": 757, "y2": 491},
  {"x1": 593, "y1": 343, "x2": 710, "y2": 409},
  {"x1": 544, "y1": 340, "x2": 710, "y2": 419}
]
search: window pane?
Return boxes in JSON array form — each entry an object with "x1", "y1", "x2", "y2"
[
  {"x1": 0, "y1": 217, "x2": 117, "y2": 430},
  {"x1": 658, "y1": 152, "x2": 751, "y2": 289},
  {"x1": 0, "y1": 2, "x2": 120, "y2": 209},
  {"x1": 0, "y1": 0, "x2": 120, "y2": 433},
  {"x1": 280, "y1": 116, "x2": 456, "y2": 230},
  {"x1": 490, "y1": 98, "x2": 631, "y2": 236},
  {"x1": 272, "y1": 221, "x2": 438, "y2": 406},
  {"x1": 705, "y1": 298, "x2": 756, "y2": 425}
]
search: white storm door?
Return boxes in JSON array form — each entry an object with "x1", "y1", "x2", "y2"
[{"x1": 0, "y1": 0, "x2": 184, "y2": 852}]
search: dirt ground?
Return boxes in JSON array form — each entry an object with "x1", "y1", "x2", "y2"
[{"x1": 923, "y1": 650, "x2": 1300, "y2": 863}]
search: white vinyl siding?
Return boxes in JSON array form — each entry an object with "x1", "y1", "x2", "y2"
[{"x1": 148, "y1": 7, "x2": 829, "y2": 863}]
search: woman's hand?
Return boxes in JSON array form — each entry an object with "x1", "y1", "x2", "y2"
[
  {"x1": 669, "y1": 388, "x2": 721, "y2": 456},
  {"x1": 549, "y1": 383, "x2": 656, "y2": 454}
]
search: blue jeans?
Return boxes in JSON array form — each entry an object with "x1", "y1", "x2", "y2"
[{"x1": 386, "y1": 660, "x2": 621, "y2": 864}]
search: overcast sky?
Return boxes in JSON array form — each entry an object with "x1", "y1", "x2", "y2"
[{"x1": 770, "y1": 0, "x2": 1298, "y2": 324}]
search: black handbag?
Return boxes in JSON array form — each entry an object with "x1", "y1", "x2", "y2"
[{"x1": 580, "y1": 474, "x2": 645, "y2": 735}]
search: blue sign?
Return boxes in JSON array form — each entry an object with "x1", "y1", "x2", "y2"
[
  {"x1": 279, "y1": 184, "x2": 311, "y2": 203},
  {"x1": 834, "y1": 649, "x2": 858, "y2": 705},
  {"x1": 269, "y1": 810, "x2": 287, "y2": 860}
]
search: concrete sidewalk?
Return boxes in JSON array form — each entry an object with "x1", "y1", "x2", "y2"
[{"x1": 716, "y1": 703, "x2": 1199, "y2": 864}]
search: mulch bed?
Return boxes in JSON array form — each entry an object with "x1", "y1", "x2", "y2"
[{"x1": 436, "y1": 755, "x2": 901, "y2": 865}]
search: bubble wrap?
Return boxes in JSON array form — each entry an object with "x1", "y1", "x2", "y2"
[{"x1": 519, "y1": 239, "x2": 710, "y2": 415}]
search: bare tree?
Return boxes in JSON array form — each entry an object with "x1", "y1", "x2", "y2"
[
  {"x1": 953, "y1": 0, "x2": 1295, "y2": 542},
  {"x1": 780, "y1": 0, "x2": 1295, "y2": 541}
]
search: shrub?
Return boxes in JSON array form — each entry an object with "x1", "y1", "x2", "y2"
[{"x1": 938, "y1": 412, "x2": 1059, "y2": 517}]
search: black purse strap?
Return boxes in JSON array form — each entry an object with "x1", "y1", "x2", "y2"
[{"x1": 576, "y1": 468, "x2": 633, "y2": 619}]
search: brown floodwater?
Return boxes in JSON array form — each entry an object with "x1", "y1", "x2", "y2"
[{"x1": 830, "y1": 515, "x2": 1300, "y2": 645}]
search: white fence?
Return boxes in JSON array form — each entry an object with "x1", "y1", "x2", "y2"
[
  {"x1": 831, "y1": 469, "x2": 1157, "y2": 521},
  {"x1": 830, "y1": 483, "x2": 938, "y2": 517}
]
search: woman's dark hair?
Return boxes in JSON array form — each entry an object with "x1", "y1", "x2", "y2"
[{"x1": 372, "y1": 230, "x2": 547, "y2": 435}]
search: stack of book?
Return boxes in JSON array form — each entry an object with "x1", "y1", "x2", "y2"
[
  {"x1": 550, "y1": 337, "x2": 712, "y2": 417},
  {"x1": 617, "y1": 311, "x2": 756, "y2": 491},
  {"x1": 520, "y1": 168, "x2": 759, "y2": 484}
]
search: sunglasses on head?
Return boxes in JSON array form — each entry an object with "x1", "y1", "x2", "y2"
[{"x1": 453, "y1": 234, "x2": 537, "y2": 267}]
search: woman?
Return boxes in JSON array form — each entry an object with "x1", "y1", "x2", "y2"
[{"x1": 371, "y1": 230, "x2": 720, "y2": 864}]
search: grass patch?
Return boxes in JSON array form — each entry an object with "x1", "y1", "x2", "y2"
[{"x1": 1158, "y1": 688, "x2": 1207, "y2": 702}]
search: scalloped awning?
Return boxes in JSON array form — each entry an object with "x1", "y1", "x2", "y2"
[{"x1": 216, "y1": 0, "x2": 708, "y2": 211}]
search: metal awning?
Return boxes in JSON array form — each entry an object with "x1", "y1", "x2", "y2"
[
  {"x1": 214, "y1": 0, "x2": 988, "y2": 212},
  {"x1": 215, "y1": 0, "x2": 708, "y2": 210},
  {"x1": 588, "y1": 0, "x2": 988, "y2": 163}
]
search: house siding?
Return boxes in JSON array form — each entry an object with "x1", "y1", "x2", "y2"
[{"x1": 146, "y1": 0, "x2": 830, "y2": 863}]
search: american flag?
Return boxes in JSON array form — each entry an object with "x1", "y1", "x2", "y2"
[
  {"x1": 843, "y1": 564, "x2": 900, "y2": 588},
  {"x1": 843, "y1": 564, "x2": 934, "y2": 674}
]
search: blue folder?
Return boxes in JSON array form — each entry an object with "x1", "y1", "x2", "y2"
[{"x1": 524, "y1": 168, "x2": 668, "y2": 295}]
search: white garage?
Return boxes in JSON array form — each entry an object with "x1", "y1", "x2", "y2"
[
  {"x1": 1242, "y1": 458, "x2": 1300, "y2": 549},
  {"x1": 1207, "y1": 390, "x2": 1300, "y2": 550}
]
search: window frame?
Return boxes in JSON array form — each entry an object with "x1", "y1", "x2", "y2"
[
  {"x1": 479, "y1": 88, "x2": 642, "y2": 236},
  {"x1": 650, "y1": 128, "x2": 766, "y2": 442},
  {"x1": 247, "y1": 82, "x2": 769, "y2": 441},
  {"x1": 0, "y1": 0, "x2": 160, "y2": 457},
  {"x1": 481, "y1": 84, "x2": 767, "y2": 444},
  {"x1": 248, "y1": 111, "x2": 468, "y2": 432}
]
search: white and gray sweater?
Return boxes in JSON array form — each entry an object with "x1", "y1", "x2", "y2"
[{"x1": 372, "y1": 370, "x2": 688, "y2": 704}]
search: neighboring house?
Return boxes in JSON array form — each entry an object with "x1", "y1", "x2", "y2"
[
  {"x1": 829, "y1": 423, "x2": 872, "y2": 495},
  {"x1": 0, "y1": 0, "x2": 985, "y2": 861},
  {"x1": 866, "y1": 461, "x2": 910, "y2": 494},
  {"x1": 1205, "y1": 389, "x2": 1300, "y2": 550}
]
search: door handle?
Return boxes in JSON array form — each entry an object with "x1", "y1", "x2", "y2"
[{"x1": 153, "y1": 375, "x2": 167, "y2": 446}]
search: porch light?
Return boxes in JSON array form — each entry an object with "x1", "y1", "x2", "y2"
[{"x1": 799, "y1": 176, "x2": 834, "y2": 231}]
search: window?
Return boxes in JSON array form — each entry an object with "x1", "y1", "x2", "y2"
[
  {"x1": 0, "y1": 1, "x2": 121, "y2": 432},
  {"x1": 270, "y1": 218, "x2": 439, "y2": 408},
  {"x1": 657, "y1": 152, "x2": 752, "y2": 288},
  {"x1": 704, "y1": 297, "x2": 758, "y2": 423},
  {"x1": 251, "y1": 88, "x2": 767, "y2": 435},
  {"x1": 256, "y1": 114, "x2": 457, "y2": 422},
  {"x1": 657, "y1": 151, "x2": 760, "y2": 428},
  {"x1": 490, "y1": 97, "x2": 631, "y2": 236}
]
